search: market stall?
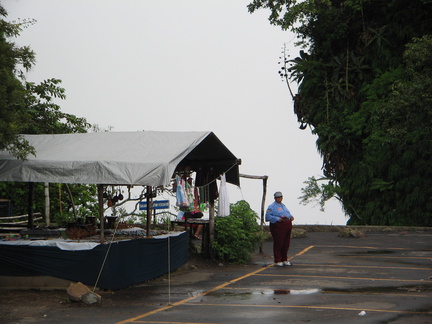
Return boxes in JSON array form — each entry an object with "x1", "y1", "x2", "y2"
[
  {"x1": 0, "y1": 231, "x2": 188, "y2": 290},
  {"x1": 0, "y1": 131, "x2": 240, "y2": 289}
]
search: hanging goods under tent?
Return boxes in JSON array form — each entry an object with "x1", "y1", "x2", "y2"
[{"x1": 0, "y1": 131, "x2": 241, "y2": 289}]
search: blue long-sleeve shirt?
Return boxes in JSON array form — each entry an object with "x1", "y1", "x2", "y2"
[{"x1": 265, "y1": 201, "x2": 293, "y2": 224}]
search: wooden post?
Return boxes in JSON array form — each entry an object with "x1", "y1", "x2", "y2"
[
  {"x1": 44, "y1": 182, "x2": 50, "y2": 226},
  {"x1": 27, "y1": 182, "x2": 34, "y2": 229},
  {"x1": 98, "y1": 184, "x2": 105, "y2": 244},
  {"x1": 260, "y1": 177, "x2": 268, "y2": 253},
  {"x1": 261, "y1": 177, "x2": 268, "y2": 231},
  {"x1": 146, "y1": 186, "x2": 152, "y2": 237}
]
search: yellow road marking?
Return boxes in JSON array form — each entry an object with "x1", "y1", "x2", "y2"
[
  {"x1": 296, "y1": 263, "x2": 432, "y2": 271},
  {"x1": 115, "y1": 244, "x2": 430, "y2": 324},
  {"x1": 182, "y1": 303, "x2": 429, "y2": 315},
  {"x1": 216, "y1": 287, "x2": 431, "y2": 298},
  {"x1": 292, "y1": 245, "x2": 315, "y2": 256},
  {"x1": 316, "y1": 245, "x2": 411, "y2": 250},
  {"x1": 256, "y1": 273, "x2": 427, "y2": 282},
  {"x1": 115, "y1": 263, "x2": 274, "y2": 323},
  {"x1": 115, "y1": 246, "x2": 314, "y2": 323},
  {"x1": 322, "y1": 290, "x2": 431, "y2": 298},
  {"x1": 338, "y1": 255, "x2": 431, "y2": 259},
  {"x1": 132, "y1": 321, "x2": 220, "y2": 324}
]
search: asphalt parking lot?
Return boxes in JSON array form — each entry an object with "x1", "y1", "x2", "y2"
[{"x1": 1, "y1": 228, "x2": 432, "y2": 324}]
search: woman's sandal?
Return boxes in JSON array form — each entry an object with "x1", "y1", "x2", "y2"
[{"x1": 194, "y1": 234, "x2": 201, "y2": 240}]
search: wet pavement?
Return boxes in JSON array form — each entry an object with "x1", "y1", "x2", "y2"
[{"x1": 2, "y1": 229, "x2": 432, "y2": 323}]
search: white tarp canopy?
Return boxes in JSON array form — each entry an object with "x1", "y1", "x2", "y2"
[{"x1": 0, "y1": 131, "x2": 240, "y2": 186}]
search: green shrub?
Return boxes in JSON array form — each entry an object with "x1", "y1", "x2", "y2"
[{"x1": 212, "y1": 200, "x2": 263, "y2": 263}]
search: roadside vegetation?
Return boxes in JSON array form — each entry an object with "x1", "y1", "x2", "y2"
[
  {"x1": 212, "y1": 200, "x2": 264, "y2": 264},
  {"x1": 249, "y1": 0, "x2": 432, "y2": 226}
]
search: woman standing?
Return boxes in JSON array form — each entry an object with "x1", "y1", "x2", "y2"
[{"x1": 265, "y1": 191, "x2": 294, "y2": 267}]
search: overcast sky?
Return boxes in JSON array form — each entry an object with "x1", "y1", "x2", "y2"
[{"x1": 4, "y1": 0, "x2": 346, "y2": 225}]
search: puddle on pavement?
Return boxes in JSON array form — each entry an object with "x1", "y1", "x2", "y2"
[
  {"x1": 265, "y1": 289, "x2": 320, "y2": 295},
  {"x1": 208, "y1": 288, "x2": 321, "y2": 298},
  {"x1": 250, "y1": 288, "x2": 320, "y2": 295}
]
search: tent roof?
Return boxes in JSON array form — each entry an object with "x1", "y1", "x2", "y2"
[{"x1": 0, "y1": 131, "x2": 240, "y2": 186}]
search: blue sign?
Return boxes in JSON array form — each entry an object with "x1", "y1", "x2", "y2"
[{"x1": 139, "y1": 200, "x2": 170, "y2": 210}]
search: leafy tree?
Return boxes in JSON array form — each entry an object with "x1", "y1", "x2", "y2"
[
  {"x1": 0, "y1": 7, "x2": 35, "y2": 159},
  {"x1": 212, "y1": 200, "x2": 263, "y2": 263},
  {"x1": 249, "y1": 0, "x2": 432, "y2": 226},
  {"x1": 0, "y1": 5, "x2": 89, "y2": 159},
  {"x1": 0, "y1": 5, "x2": 95, "y2": 223}
]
